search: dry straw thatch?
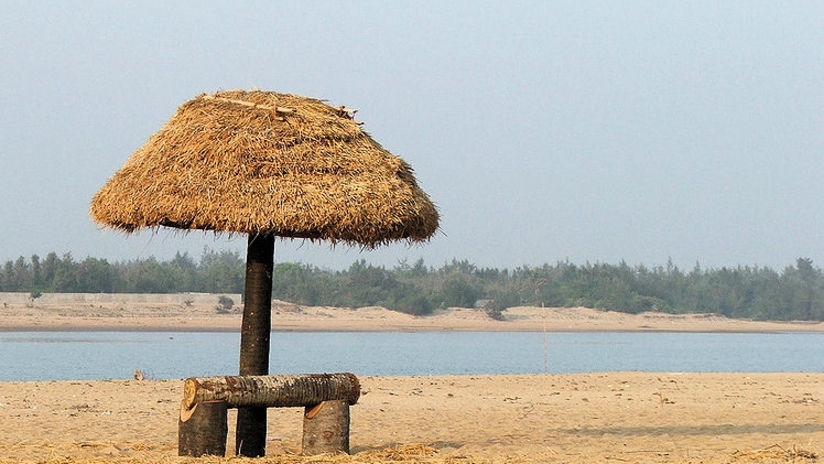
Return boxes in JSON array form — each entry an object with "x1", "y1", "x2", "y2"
[{"x1": 90, "y1": 90, "x2": 438, "y2": 247}]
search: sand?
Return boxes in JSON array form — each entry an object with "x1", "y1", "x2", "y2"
[
  {"x1": 0, "y1": 292, "x2": 822, "y2": 333},
  {"x1": 1, "y1": 294, "x2": 822, "y2": 463},
  {"x1": 0, "y1": 373, "x2": 821, "y2": 463}
]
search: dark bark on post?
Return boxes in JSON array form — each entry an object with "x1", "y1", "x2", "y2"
[
  {"x1": 178, "y1": 400, "x2": 228, "y2": 457},
  {"x1": 302, "y1": 400, "x2": 350, "y2": 455},
  {"x1": 236, "y1": 407, "x2": 267, "y2": 457},
  {"x1": 236, "y1": 233, "x2": 275, "y2": 457}
]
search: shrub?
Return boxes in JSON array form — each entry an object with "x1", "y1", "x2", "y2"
[
  {"x1": 216, "y1": 295, "x2": 234, "y2": 314},
  {"x1": 482, "y1": 290, "x2": 520, "y2": 321}
]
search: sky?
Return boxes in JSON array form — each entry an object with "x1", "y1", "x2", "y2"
[{"x1": 1, "y1": 1, "x2": 822, "y2": 271}]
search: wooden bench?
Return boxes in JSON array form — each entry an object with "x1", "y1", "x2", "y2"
[{"x1": 178, "y1": 373, "x2": 360, "y2": 457}]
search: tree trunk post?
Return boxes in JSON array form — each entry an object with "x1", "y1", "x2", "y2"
[
  {"x1": 236, "y1": 234, "x2": 275, "y2": 457},
  {"x1": 302, "y1": 400, "x2": 351, "y2": 455},
  {"x1": 179, "y1": 400, "x2": 228, "y2": 457}
]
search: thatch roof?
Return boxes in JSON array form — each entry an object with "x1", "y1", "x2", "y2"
[{"x1": 90, "y1": 90, "x2": 439, "y2": 247}]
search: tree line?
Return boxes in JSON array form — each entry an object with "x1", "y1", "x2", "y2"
[{"x1": 1, "y1": 251, "x2": 822, "y2": 321}]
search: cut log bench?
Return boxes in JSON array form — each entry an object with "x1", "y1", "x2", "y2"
[{"x1": 178, "y1": 373, "x2": 360, "y2": 457}]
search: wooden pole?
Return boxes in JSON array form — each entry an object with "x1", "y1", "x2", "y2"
[
  {"x1": 302, "y1": 400, "x2": 350, "y2": 455},
  {"x1": 178, "y1": 400, "x2": 228, "y2": 457},
  {"x1": 236, "y1": 234, "x2": 275, "y2": 457}
]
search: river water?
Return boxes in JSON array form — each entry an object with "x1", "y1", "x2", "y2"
[{"x1": 1, "y1": 331, "x2": 822, "y2": 381}]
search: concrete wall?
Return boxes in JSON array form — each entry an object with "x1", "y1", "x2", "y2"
[{"x1": 0, "y1": 292, "x2": 242, "y2": 305}]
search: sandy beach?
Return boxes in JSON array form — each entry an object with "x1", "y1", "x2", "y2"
[
  {"x1": 1, "y1": 293, "x2": 822, "y2": 333},
  {"x1": 0, "y1": 373, "x2": 821, "y2": 463}
]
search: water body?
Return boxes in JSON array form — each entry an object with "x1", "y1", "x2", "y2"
[{"x1": 0, "y1": 331, "x2": 822, "y2": 381}]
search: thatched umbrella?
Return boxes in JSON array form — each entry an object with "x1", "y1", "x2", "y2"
[{"x1": 90, "y1": 90, "x2": 438, "y2": 456}]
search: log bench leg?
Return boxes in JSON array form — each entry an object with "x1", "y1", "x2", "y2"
[
  {"x1": 302, "y1": 400, "x2": 350, "y2": 455},
  {"x1": 179, "y1": 400, "x2": 228, "y2": 457}
]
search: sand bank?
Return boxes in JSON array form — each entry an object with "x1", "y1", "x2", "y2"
[
  {"x1": 0, "y1": 373, "x2": 821, "y2": 463},
  {"x1": 0, "y1": 293, "x2": 822, "y2": 332}
]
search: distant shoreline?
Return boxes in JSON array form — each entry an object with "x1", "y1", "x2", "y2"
[
  {"x1": 1, "y1": 323, "x2": 821, "y2": 334},
  {"x1": 0, "y1": 292, "x2": 821, "y2": 333}
]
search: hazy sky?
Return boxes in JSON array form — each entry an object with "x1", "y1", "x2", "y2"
[{"x1": 1, "y1": 1, "x2": 822, "y2": 270}]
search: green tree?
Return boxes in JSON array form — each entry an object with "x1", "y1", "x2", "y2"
[
  {"x1": 30, "y1": 254, "x2": 42, "y2": 291},
  {"x1": 52, "y1": 253, "x2": 78, "y2": 292},
  {"x1": 439, "y1": 274, "x2": 480, "y2": 308},
  {"x1": 76, "y1": 258, "x2": 114, "y2": 292},
  {"x1": 199, "y1": 249, "x2": 243, "y2": 293}
]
